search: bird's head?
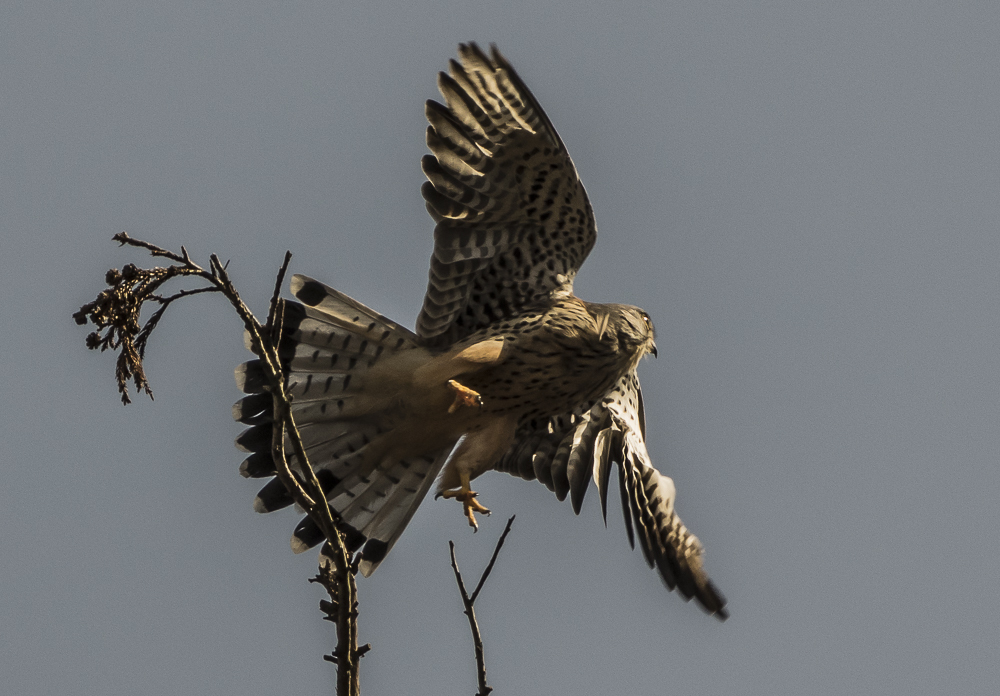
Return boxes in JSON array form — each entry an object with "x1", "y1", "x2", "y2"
[{"x1": 612, "y1": 305, "x2": 657, "y2": 363}]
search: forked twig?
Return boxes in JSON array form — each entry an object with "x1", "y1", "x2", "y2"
[{"x1": 449, "y1": 516, "x2": 516, "y2": 696}]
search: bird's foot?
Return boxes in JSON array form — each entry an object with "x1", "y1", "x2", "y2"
[
  {"x1": 439, "y1": 487, "x2": 491, "y2": 530},
  {"x1": 447, "y1": 379, "x2": 483, "y2": 414}
]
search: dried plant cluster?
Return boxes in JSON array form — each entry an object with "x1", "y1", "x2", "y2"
[{"x1": 73, "y1": 232, "x2": 221, "y2": 403}]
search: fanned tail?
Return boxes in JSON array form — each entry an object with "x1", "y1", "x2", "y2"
[{"x1": 233, "y1": 275, "x2": 450, "y2": 575}]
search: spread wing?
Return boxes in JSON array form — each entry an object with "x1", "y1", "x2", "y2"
[
  {"x1": 417, "y1": 42, "x2": 597, "y2": 346},
  {"x1": 495, "y1": 373, "x2": 729, "y2": 620}
]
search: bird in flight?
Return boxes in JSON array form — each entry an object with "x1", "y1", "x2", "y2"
[{"x1": 233, "y1": 43, "x2": 728, "y2": 619}]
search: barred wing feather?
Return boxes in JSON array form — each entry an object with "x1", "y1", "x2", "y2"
[
  {"x1": 496, "y1": 372, "x2": 729, "y2": 620},
  {"x1": 418, "y1": 43, "x2": 598, "y2": 345}
]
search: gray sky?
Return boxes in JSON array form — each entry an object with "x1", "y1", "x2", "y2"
[{"x1": 4, "y1": 1, "x2": 1000, "y2": 694}]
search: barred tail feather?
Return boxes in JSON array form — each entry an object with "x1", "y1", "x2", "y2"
[{"x1": 232, "y1": 275, "x2": 450, "y2": 573}]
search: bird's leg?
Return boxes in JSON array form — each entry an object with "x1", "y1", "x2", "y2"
[
  {"x1": 438, "y1": 469, "x2": 491, "y2": 530},
  {"x1": 447, "y1": 379, "x2": 483, "y2": 414}
]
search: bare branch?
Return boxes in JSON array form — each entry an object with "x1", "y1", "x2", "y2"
[
  {"x1": 267, "y1": 304, "x2": 361, "y2": 695},
  {"x1": 450, "y1": 516, "x2": 516, "y2": 696},
  {"x1": 76, "y1": 233, "x2": 362, "y2": 694}
]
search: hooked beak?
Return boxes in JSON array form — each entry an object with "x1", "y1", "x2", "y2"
[{"x1": 650, "y1": 342, "x2": 658, "y2": 359}]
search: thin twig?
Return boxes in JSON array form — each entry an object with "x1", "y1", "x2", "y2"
[
  {"x1": 267, "y1": 251, "x2": 293, "y2": 333},
  {"x1": 157, "y1": 286, "x2": 220, "y2": 304},
  {"x1": 271, "y1": 419, "x2": 318, "y2": 509},
  {"x1": 449, "y1": 516, "x2": 516, "y2": 696},
  {"x1": 114, "y1": 231, "x2": 187, "y2": 264},
  {"x1": 136, "y1": 286, "x2": 220, "y2": 357},
  {"x1": 471, "y1": 516, "x2": 515, "y2": 604}
]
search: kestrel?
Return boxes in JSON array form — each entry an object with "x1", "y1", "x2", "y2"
[{"x1": 234, "y1": 43, "x2": 728, "y2": 619}]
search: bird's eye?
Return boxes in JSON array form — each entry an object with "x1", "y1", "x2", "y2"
[{"x1": 641, "y1": 313, "x2": 651, "y2": 328}]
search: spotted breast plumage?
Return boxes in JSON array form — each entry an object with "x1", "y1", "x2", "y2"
[{"x1": 233, "y1": 43, "x2": 728, "y2": 619}]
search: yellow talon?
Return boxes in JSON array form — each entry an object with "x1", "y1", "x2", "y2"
[
  {"x1": 439, "y1": 480, "x2": 492, "y2": 530},
  {"x1": 447, "y1": 379, "x2": 483, "y2": 414}
]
